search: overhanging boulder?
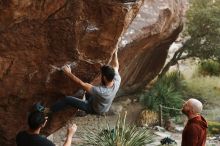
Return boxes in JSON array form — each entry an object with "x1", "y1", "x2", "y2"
[{"x1": 0, "y1": 0, "x2": 186, "y2": 145}]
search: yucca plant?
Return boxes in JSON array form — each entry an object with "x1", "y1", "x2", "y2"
[
  {"x1": 159, "y1": 71, "x2": 184, "y2": 90},
  {"x1": 140, "y1": 71, "x2": 185, "y2": 116},
  {"x1": 80, "y1": 112, "x2": 153, "y2": 146}
]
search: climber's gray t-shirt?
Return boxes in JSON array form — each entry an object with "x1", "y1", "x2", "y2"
[{"x1": 90, "y1": 70, "x2": 121, "y2": 114}]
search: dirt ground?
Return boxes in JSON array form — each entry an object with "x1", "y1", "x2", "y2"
[
  {"x1": 47, "y1": 95, "x2": 220, "y2": 146},
  {"x1": 48, "y1": 95, "x2": 144, "y2": 145}
]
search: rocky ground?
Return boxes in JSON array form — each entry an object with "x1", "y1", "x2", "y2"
[
  {"x1": 47, "y1": 95, "x2": 220, "y2": 146},
  {"x1": 48, "y1": 96, "x2": 142, "y2": 145}
]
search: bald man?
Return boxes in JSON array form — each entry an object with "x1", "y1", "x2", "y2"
[{"x1": 181, "y1": 98, "x2": 208, "y2": 146}]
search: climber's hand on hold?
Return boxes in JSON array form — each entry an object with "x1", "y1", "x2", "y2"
[{"x1": 62, "y1": 65, "x2": 72, "y2": 75}]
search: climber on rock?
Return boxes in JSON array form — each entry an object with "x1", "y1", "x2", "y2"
[{"x1": 48, "y1": 45, "x2": 121, "y2": 115}]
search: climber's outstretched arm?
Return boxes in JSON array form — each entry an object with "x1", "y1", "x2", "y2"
[
  {"x1": 110, "y1": 44, "x2": 119, "y2": 71},
  {"x1": 62, "y1": 65, "x2": 93, "y2": 92}
]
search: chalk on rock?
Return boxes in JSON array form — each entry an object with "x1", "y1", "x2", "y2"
[
  {"x1": 61, "y1": 62, "x2": 77, "y2": 70},
  {"x1": 120, "y1": 0, "x2": 139, "y2": 3}
]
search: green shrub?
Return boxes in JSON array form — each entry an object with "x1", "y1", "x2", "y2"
[
  {"x1": 198, "y1": 60, "x2": 220, "y2": 76},
  {"x1": 80, "y1": 112, "x2": 153, "y2": 146},
  {"x1": 208, "y1": 121, "x2": 220, "y2": 135},
  {"x1": 140, "y1": 71, "x2": 185, "y2": 117}
]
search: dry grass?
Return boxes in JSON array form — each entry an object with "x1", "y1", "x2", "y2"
[{"x1": 184, "y1": 76, "x2": 220, "y2": 107}]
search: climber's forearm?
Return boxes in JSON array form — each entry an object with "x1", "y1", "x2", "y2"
[
  {"x1": 65, "y1": 72, "x2": 93, "y2": 92},
  {"x1": 65, "y1": 72, "x2": 83, "y2": 86},
  {"x1": 111, "y1": 49, "x2": 119, "y2": 71}
]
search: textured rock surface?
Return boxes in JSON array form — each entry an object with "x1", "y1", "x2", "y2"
[{"x1": 0, "y1": 0, "x2": 185, "y2": 145}]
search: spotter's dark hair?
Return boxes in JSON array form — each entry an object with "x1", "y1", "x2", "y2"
[{"x1": 28, "y1": 111, "x2": 46, "y2": 130}]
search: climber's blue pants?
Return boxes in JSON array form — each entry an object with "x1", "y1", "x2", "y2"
[{"x1": 50, "y1": 95, "x2": 96, "y2": 114}]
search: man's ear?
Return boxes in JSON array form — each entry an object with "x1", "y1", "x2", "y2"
[
  {"x1": 104, "y1": 77, "x2": 110, "y2": 85},
  {"x1": 103, "y1": 76, "x2": 109, "y2": 82}
]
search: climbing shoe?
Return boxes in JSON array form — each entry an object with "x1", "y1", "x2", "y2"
[{"x1": 76, "y1": 110, "x2": 87, "y2": 117}]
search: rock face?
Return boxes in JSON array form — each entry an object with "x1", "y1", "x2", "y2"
[
  {"x1": 0, "y1": 0, "x2": 185, "y2": 145},
  {"x1": 118, "y1": 0, "x2": 186, "y2": 95}
]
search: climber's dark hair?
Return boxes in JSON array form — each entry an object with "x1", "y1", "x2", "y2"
[
  {"x1": 28, "y1": 111, "x2": 46, "y2": 130},
  {"x1": 101, "y1": 65, "x2": 115, "y2": 81}
]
